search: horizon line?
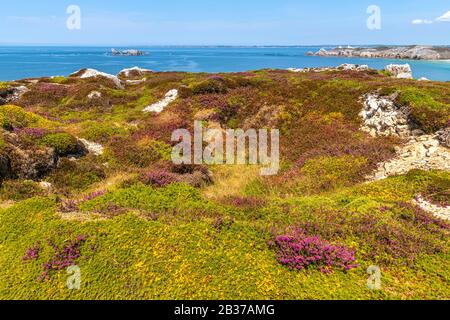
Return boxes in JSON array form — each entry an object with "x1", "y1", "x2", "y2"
[{"x1": 1, "y1": 43, "x2": 450, "y2": 47}]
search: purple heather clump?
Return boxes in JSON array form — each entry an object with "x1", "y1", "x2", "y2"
[
  {"x1": 141, "y1": 170, "x2": 180, "y2": 188},
  {"x1": 83, "y1": 190, "x2": 106, "y2": 202},
  {"x1": 38, "y1": 235, "x2": 88, "y2": 281},
  {"x1": 13, "y1": 127, "x2": 47, "y2": 138},
  {"x1": 22, "y1": 245, "x2": 40, "y2": 262},
  {"x1": 272, "y1": 228, "x2": 358, "y2": 274},
  {"x1": 59, "y1": 199, "x2": 79, "y2": 213}
]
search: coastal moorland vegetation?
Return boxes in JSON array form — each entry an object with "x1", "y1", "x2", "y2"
[{"x1": 0, "y1": 68, "x2": 449, "y2": 299}]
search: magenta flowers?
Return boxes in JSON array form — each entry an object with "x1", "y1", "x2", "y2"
[
  {"x1": 272, "y1": 228, "x2": 358, "y2": 274},
  {"x1": 38, "y1": 235, "x2": 88, "y2": 281}
]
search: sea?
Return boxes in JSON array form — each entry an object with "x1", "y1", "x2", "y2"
[{"x1": 1, "y1": 46, "x2": 449, "y2": 82}]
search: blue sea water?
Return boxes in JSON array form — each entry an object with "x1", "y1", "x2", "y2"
[{"x1": 0, "y1": 46, "x2": 449, "y2": 81}]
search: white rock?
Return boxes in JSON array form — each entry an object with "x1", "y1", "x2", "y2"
[
  {"x1": 78, "y1": 139, "x2": 104, "y2": 156},
  {"x1": 413, "y1": 196, "x2": 450, "y2": 221},
  {"x1": 360, "y1": 94, "x2": 411, "y2": 138},
  {"x1": 72, "y1": 68, "x2": 123, "y2": 89},
  {"x1": 126, "y1": 78, "x2": 147, "y2": 85},
  {"x1": 361, "y1": 93, "x2": 450, "y2": 181},
  {"x1": 118, "y1": 66, "x2": 152, "y2": 77},
  {"x1": 417, "y1": 77, "x2": 430, "y2": 81},
  {"x1": 39, "y1": 181, "x2": 53, "y2": 191},
  {"x1": 339, "y1": 63, "x2": 357, "y2": 70},
  {"x1": 87, "y1": 91, "x2": 102, "y2": 100},
  {"x1": 143, "y1": 89, "x2": 178, "y2": 113},
  {"x1": 287, "y1": 68, "x2": 304, "y2": 73},
  {"x1": 384, "y1": 64, "x2": 413, "y2": 79}
]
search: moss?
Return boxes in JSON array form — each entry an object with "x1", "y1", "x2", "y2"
[{"x1": 40, "y1": 132, "x2": 81, "y2": 156}]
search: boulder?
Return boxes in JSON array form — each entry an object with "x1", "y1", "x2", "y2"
[
  {"x1": 359, "y1": 93, "x2": 411, "y2": 138},
  {"x1": 71, "y1": 68, "x2": 123, "y2": 89},
  {"x1": 0, "y1": 155, "x2": 12, "y2": 180},
  {"x1": 437, "y1": 127, "x2": 450, "y2": 148},
  {"x1": 384, "y1": 64, "x2": 413, "y2": 79},
  {"x1": 118, "y1": 66, "x2": 152, "y2": 78},
  {"x1": 8, "y1": 145, "x2": 57, "y2": 180},
  {"x1": 87, "y1": 91, "x2": 102, "y2": 100},
  {"x1": 0, "y1": 86, "x2": 29, "y2": 105}
]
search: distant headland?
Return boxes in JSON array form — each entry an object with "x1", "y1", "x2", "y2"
[
  {"x1": 111, "y1": 48, "x2": 148, "y2": 56},
  {"x1": 308, "y1": 45, "x2": 450, "y2": 60}
]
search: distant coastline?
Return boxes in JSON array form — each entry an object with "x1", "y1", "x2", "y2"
[{"x1": 309, "y1": 45, "x2": 450, "y2": 61}]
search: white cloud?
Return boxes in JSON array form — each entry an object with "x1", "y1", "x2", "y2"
[
  {"x1": 436, "y1": 11, "x2": 450, "y2": 22},
  {"x1": 412, "y1": 19, "x2": 433, "y2": 25}
]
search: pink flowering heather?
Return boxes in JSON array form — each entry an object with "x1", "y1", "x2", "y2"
[
  {"x1": 272, "y1": 228, "x2": 358, "y2": 274},
  {"x1": 140, "y1": 170, "x2": 180, "y2": 188},
  {"x1": 82, "y1": 190, "x2": 106, "y2": 202},
  {"x1": 38, "y1": 235, "x2": 88, "y2": 281},
  {"x1": 13, "y1": 127, "x2": 48, "y2": 138},
  {"x1": 22, "y1": 244, "x2": 40, "y2": 262}
]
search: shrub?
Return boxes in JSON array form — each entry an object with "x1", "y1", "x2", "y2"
[
  {"x1": 13, "y1": 127, "x2": 48, "y2": 139},
  {"x1": 396, "y1": 88, "x2": 450, "y2": 132},
  {"x1": 0, "y1": 180, "x2": 45, "y2": 201},
  {"x1": 20, "y1": 83, "x2": 69, "y2": 106},
  {"x1": 140, "y1": 170, "x2": 180, "y2": 187},
  {"x1": 272, "y1": 228, "x2": 358, "y2": 273},
  {"x1": 0, "y1": 105, "x2": 55, "y2": 130},
  {"x1": 40, "y1": 132, "x2": 83, "y2": 156},
  {"x1": 48, "y1": 158, "x2": 106, "y2": 195},
  {"x1": 80, "y1": 121, "x2": 128, "y2": 143},
  {"x1": 191, "y1": 78, "x2": 228, "y2": 95},
  {"x1": 285, "y1": 155, "x2": 368, "y2": 194},
  {"x1": 110, "y1": 136, "x2": 172, "y2": 168}
]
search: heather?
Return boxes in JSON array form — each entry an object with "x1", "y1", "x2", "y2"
[
  {"x1": 0, "y1": 69, "x2": 449, "y2": 299},
  {"x1": 272, "y1": 228, "x2": 358, "y2": 273}
]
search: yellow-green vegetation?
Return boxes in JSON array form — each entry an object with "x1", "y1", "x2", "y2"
[
  {"x1": 40, "y1": 132, "x2": 81, "y2": 156},
  {"x1": 397, "y1": 87, "x2": 450, "y2": 132},
  {"x1": 0, "y1": 69, "x2": 449, "y2": 299},
  {"x1": 0, "y1": 104, "x2": 56, "y2": 130}
]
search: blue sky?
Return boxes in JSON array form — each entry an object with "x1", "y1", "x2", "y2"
[{"x1": 1, "y1": 0, "x2": 449, "y2": 45}]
